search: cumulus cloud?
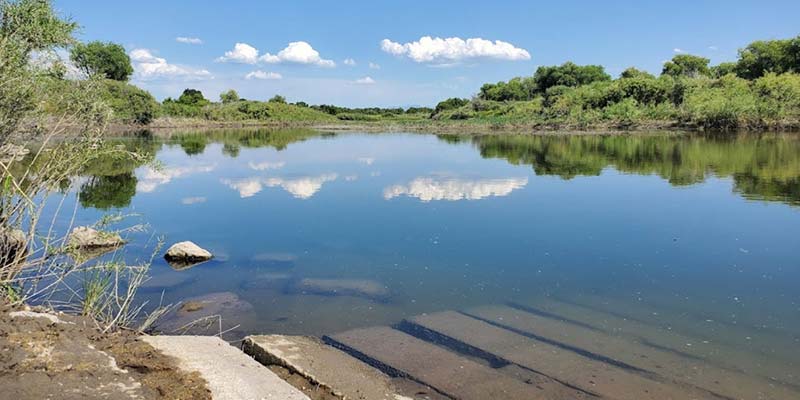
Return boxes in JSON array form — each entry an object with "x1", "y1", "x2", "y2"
[
  {"x1": 380, "y1": 36, "x2": 530, "y2": 64},
  {"x1": 355, "y1": 76, "x2": 376, "y2": 85},
  {"x1": 384, "y1": 176, "x2": 528, "y2": 202},
  {"x1": 217, "y1": 42, "x2": 260, "y2": 64},
  {"x1": 222, "y1": 174, "x2": 338, "y2": 199},
  {"x1": 260, "y1": 41, "x2": 335, "y2": 67},
  {"x1": 176, "y1": 37, "x2": 203, "y2": 45},
  {"x1": 673, "y1": 48, "x2": 685, "y2": 53},
  {"x1": 343, "y1": 58, "x2": 356, "y2": 66},
  {"x1": 245, "y1": 70, "x2": 283, "y2": 80},
  {"x1": 137, "y1": 164, "x2": 217, "y2": 193},
  {"x1": 369, "y1": 62, "x2": 381, "y2": 70},
  {"x1": 130, "y1": 49, "x2": 211, "y2": 79}
]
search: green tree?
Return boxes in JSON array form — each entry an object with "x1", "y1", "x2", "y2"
[
  {"x1": 0, "y1": 0, "x2": 78, "y2": 137},
  {"x1": 70, "y1": 41, "x2": 133, "y2": 81},
  {"x1": 269, "y1": 94, "x2": 287, "y2": 104},
  {"x1": 533, "y1": 62, "x2": 611, "y2": 94},
  {"x1": 434, "y1": 98, "x2": 470, "y2": 114},
  {"x1": 710, "y1": 62, "x2": 738, "y2": 78},
  {"x1": 176, "y1": 88, "x2": 209, "y2": 106},
  {"x1": 620, "y1": 67, "x2": 654, "y2": 79},
  {"x1": 736, "y1": 36, "x2": 800, "y2": 79},
  {"x1": 101, "y1": 80, "x2": 159, "y2": 124},
  {"x1": 220, "y1": 89, "x2": 239, "y2": 104},
  {"x1": 661, "y1": 54, "x2": 711, "y2": 78}
]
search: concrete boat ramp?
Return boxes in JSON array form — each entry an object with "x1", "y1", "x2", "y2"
[{"x1": 145, "y1": 300, "x2": 800, "y2": 400}]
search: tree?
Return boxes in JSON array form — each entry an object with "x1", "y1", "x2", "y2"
[
  {"x1": 220, "y1": 89, "x2": 239, "y2": 104},
  {"x1": 710, "y1": 62, "x2": 738, "y2": 78},
  {"x1": 620, "y1": 67, "x2": 654, "y2": 79},
  {"x1": 177, "y1": 89, "x2": 209, "y2": 106},
  {"x1": 434, "y1": 97, "x2": 469, "y2": 114},
  {"x1": 269, "y1": 95, "x2": 287, "y2": 104},
  {"x1": 1, "y1": 0, "x2": 78, "y2": 137},
  {"x1": 735, "y1": 36, "x2": 800, "y2": 79},
  {"x1": 661, "y1": 54, "x2": 710, "y2": 78},
  {"x1": 70, "y1": 41, "x2": 133, "y2": 81},
  {"x1": 533, "y1": 62, "x2": 611, "y2": 94},
  {"x1": 101, "y1": 80, "x2": 159, "y2": 124}
]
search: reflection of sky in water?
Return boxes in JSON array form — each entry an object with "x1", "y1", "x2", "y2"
[{"x1": 58, "y1": 132, "x2": 800, "y2": 372}]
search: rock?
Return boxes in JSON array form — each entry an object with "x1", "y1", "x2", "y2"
[
  {"x1": 0, "y1": 228, "x2": 27, "y2": 269},
  {"x1": 164, "y1": 241, "x2": 212, "y2": 270},
  {"x1": 156, "y1": 292, "x2": 255, "y2": 338},
  {"x1": 294, "y1": 278, "x2": 390, "y2": 301},
  {"x1": 68, "y1": 226, "x2": 125, "y2": 249}
]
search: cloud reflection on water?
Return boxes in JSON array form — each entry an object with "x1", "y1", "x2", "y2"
[{"x1": 384, "y1": 176, "x2": 528, "y2": 202}]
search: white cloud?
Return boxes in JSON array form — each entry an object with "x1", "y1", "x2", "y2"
[
  {"x1": 266, "y1": 174, "x2": 338, "y2": 199},
  {"x1": 130, "y1": 49, "x2": 211, "y2": 79},
  {"x1": 176, "y1": 37, "x2": 203, "y2": 45},
  {"x1": 380, "y1": 36, "x2": 530, "y2": 64},
  {"x1": 181, "y1": 196, "x2": 206, "y2": 205},
  {"x1": 248, "y1": 161, "x2": 285, "y2": 171},
  {"x1": 369, "y1": 62, "x2": 381, "y2": 70},
  {"x1": 222, "y1": 174, "x2": 338, "y2": 199},
  {"x1": 355, "y1": 76, "x2": 376, "y2": 85},
  {"x1": 384, "y1": 177, "x2": 528, "y2": 202},
  {"x1": 245, "y1": 70, "x2": 283, "y2": 80},
  {"x1": 137, "y1": 164, "x2": 216, "y2": 193},
  {"x1": 708, "y1": 46, "x2": 718, "y2": 51},
  {"x1": 260, "y1": 41, "x2": 335, "y2": 67},
  {"x1": 343, "y1": 58, "x2": 356, "y2": 66},
  {"x1": 673, "y1": 48, "x2": 685, "y2": 53},
  {"x1": 221, "y1": 178, "x2": 264, "y2": 198},
  {"x1": 217, "y1": 42, "x2": 259, "y2": 64}
]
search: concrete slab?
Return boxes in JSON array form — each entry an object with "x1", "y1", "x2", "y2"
[
  {"x1": 407, "y1": 310, "x2": 717, "y2": 400},
  {"x1": 524, "y1": 298, "x2": 800, "y2": 388},
  {"x1": 142, "y1": 335, "x2": 309, "y2": 400},
  {"x1": 244, "y1": 335, "x2": 417, "y2": 400},
  {"x1": 467, "y1": 305, "x2": 800, "y2": 400},
  {"x1": 325, "y1": 326, "x2": 549, "y2": 400}
]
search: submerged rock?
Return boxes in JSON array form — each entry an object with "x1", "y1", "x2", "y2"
[
  {"x1": 69, "y1": 227, "x2": 125, "y2": 249},
  {"x1": 294, "y1": 278, "x2": 390, "y2": 301},
  {"x1": 157, "y1": 292, "x2": 255, "y2": 338},
  {"x1": 164, "y1": 241, "x2": 213, "y2": 270}
]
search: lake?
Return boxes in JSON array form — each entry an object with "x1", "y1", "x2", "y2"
[{"x1": 64, "y1": 129, "x2": 800, "y2": 392}]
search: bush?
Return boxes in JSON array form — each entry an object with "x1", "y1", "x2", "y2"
[
  {"x1": 683, "y1": 75, "x2": 759, "y2": 130},
  {"x1": 100, "y1": 80, "x2": 159, "y2": 124},
  {"x1": 434, "y1": 98, "x2": 469, "y2": 114}
]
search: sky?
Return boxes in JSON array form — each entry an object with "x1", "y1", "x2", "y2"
[{"x1": 57, "y1": 0, "x2": 800, "y2": 107}]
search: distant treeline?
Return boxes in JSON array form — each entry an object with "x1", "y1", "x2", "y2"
[
  {"x1": 16, "y1": 18, "x2": 800, "y2": 132},
  {"x1": 431, "y1": 35, "x2": 800, "y2": 131}
]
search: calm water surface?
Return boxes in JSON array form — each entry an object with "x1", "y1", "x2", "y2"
[{"x1": 68, "y1": 130, "x2": 800, "y2": 375}]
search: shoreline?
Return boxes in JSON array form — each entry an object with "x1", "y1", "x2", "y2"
[{"x1": 108, "y1": 117, "x2": 800, "y2": 137}]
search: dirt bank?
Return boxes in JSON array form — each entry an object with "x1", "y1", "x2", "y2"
[{"x1": 0, "y1": 302, "x2": 210, "y2": 400}]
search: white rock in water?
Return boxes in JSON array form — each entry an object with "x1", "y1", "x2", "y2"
[
  {"x1": 164, "y1": 241, "x2": 213, "y2": 262},
  {"x1": 69, "y1": 227, "x2": 125, "y2": 248}
]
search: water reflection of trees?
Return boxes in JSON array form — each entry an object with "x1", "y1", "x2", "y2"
[
  {"x1": 168, "y1": 129, "x2": 329, "y2": 156},
  {"x1": 457, "y1": 133, "x2": 800, "y2": 205}
]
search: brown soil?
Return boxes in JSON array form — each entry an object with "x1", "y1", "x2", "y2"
[{"x1": 0, "y1": 301, "x2": 210, "y2": 400}]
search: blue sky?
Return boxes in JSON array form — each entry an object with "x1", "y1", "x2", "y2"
[{"x1": 57, "y1": 0, "x2": 800, "y2": 107}]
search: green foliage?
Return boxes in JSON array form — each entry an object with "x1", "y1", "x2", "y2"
[
  {"x1": 78, "y1": 174, "x2": 137, "y2": 209},
  {"x1": 70, "y1": 41, "x2": 133, "y2": 81},
  {"x1": 662, "y1": 54, "x2": 711, "y2": 78},
  {"x1": 532, "y1": 62, "x2": 611, "y2": 93},
  {"x1": 219, "y1": 89, "x2": 240, "y2": 104},
  {"x1": 434, "y1": 97, "x2": 470, "y2": 114},
  {"x1": 736, "y1": 36, "x2": 800, "y2": 79},
  {"x1": 682, "y1": 75, "x2": 759, "y2": 130},
  {"x1": 176, "y1": 88, "x2": 209, "y2": 106},
  {"x1": 269, "y1": 94, "x2": 287, "y2": 104},
  {"x1": 0, "y1": 0, "x2": 78, "y2": 137},
  {"x1": 620, "y1": 67, "x2": 654, "y2": 79},
  {"x1": 711, "y1": 62, "x2": 738, "y2": 78},
  {"x1": 100, "y1": 80, "x2": 158, "y2": 124}
]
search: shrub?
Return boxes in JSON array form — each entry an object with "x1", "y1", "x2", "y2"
[{"x1": 100, "y1": 80, "x2": 159, "y2": 124}]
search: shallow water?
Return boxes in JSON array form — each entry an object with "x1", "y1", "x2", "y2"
[{"x1": 61, "y1": 130, "x2": 800, "y2": 380}]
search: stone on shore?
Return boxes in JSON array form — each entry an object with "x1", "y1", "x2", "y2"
[
  {"x1": 164, "y1": 241, "x2": 213, "y2": 270},
  {"x1": 143, "y1": 335, "x2": 310, "y2": 400}
]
